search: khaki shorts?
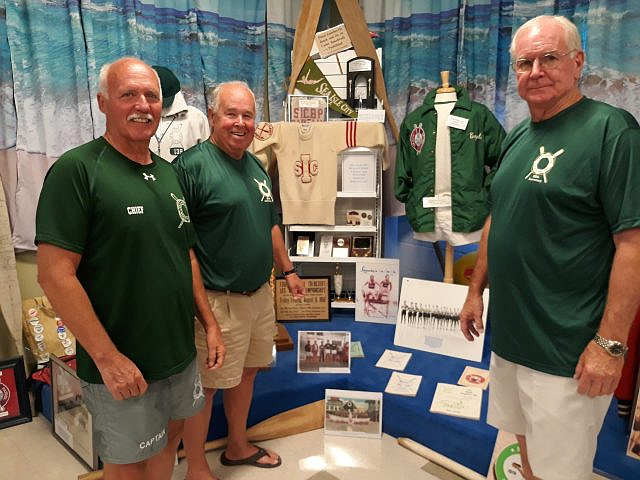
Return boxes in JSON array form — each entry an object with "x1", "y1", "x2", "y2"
[
  {"x1": 195, "y1": 283, "x2": 276, "y2": 389},
  {"x1": 82, "y1": 359, "x2": 204, "y2": 464},
  {"x1": 487, "y1": 353, "x2": 611, "y2": 480}
]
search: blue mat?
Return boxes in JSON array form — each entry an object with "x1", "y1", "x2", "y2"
[{"x1": 38, "y1": 310, "x2": 638, "y2": 477}]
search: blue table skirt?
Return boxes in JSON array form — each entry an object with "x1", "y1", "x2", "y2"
[
  {"x1": 38, "y1": 310, "x2": 638, "y2": 477},
  {"x1": 206, "y1": 311, "x2": 638, "y2": 478}
]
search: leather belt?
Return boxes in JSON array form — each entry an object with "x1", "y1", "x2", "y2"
[{"x1": 210, "y1": 285, "x2": 261, "y2": 296}]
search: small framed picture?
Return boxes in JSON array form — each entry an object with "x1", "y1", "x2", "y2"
[
  {"x1": 340, "y1": 148, "x2": 377, "y2": 194},
  {"x1": 324, "y1": 389, "x2": 382, "y2": 438},
  {"x1": 51, "y1": 355, "x2": 100, "y2": 470},
  {"x1": 298, "y1": 331, "x2": 351, "y2": 374},
  {"x1": 287, "y1": 94, "x2": 329, "y2": 123},
  {"x1": 0, "y1": 357, "x2": 32, "y2": 430},
  {"x1": 275, "y1": 276, "x2": 330, "y2": 322}
]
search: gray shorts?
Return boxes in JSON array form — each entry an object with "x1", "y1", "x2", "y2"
[{"x1": 82, "y1": 359, "x2": 205, "y2": 464}]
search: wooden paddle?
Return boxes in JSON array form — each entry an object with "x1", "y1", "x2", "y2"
[{"x1": 78, "y1": 399, "x2": 325, "y2": 480}]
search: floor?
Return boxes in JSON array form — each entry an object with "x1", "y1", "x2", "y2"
[{"x1": 0, "y1": 415, "x2": 464, "y2": 480}]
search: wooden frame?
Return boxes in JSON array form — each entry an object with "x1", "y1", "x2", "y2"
[
  {"x1": 0, "y1": 356, "x2": 32, "y2": 429},
  {"x1": 287, "y1": 94, "x2": 329, "y2": 123},
  {"x1": 275, "y1": 276, "x2": 330, "y2": 322},
  {"x1": 51, "y1": 355, "x2": 100, "y2": 470}
]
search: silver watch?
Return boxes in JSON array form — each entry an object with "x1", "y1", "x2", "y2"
[{"x1": 593, "y1": 333, "x2": 628, "y2": 357}]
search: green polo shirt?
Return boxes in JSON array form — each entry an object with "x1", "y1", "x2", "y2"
[
  {"x1": 174, "y1": 141, "x2": 279, "y2": 292},
  {"x1": 36, "y1": 137, "x2": 197, "y2": 383},
  {"x1": 488, "y1": 98, "x2": 640, "y2": 376}
]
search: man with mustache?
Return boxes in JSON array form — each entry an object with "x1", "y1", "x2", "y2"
[
  {"x1": 174, "y1": 81, "x2": 304, "y2": 479},
  {"x1": 36, "y1": 57, "x2": 225, "y2": 480}
]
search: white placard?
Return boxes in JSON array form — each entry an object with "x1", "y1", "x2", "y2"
[
  {"x1": 447, "y1": 114, "x2": 469, "y2": 130},
  {"x1": 429, "y1": 383, "x2": 482, "y2": 420},
  {"x1": 357, "y1": 108, "x2": 385, "y2": 123},
  {"x1": 385, "y1": 371, "x2": 422, "y2": 397},
  {"x1": 375, "y1": 349, "x2": 412, "y2": 371},
  {"x1": 422, "y1": 194, "x2": 452, "y2": 208},
  {"x1": 341, "y1": 151, "x2": 376, "y2": 193},
  {"x1": 318, "y1": 235, "x2": 333, "y2": 257},
  {"x1": 315, "y1": 24, "x2": 352, "y2": 59}
]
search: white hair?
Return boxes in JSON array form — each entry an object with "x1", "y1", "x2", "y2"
[
  {"x1": 510, "y1": 15, "x2": 582, "y2": 58},
  {"x1": 207, "y1": 81, "x2": 255, "y2": 114},
  {"x1": 98, "y1": 57, "x2": 162, "y2": 100}
]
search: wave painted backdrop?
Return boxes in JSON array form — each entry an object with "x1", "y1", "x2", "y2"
[{"x1": 2, "y1": 0, "x2": 640, "y2": 249}]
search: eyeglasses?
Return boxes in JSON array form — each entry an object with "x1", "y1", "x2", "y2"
[{"x1": 511, "y1": 50, "x2": 576, "y2": 74}]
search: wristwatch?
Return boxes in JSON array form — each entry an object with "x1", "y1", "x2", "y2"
[
  {"x1": 593, "y1": 333, "x2": 628, "y2": 357},
  {"x1": 283, "y1": 267, "x2": 297, "y2": 277}
]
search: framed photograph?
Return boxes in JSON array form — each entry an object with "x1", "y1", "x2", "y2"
[
  {"x1": 287, "y1": 94, "x2": 329, "y2": 123},
  {"x1": 293, "y1": 232, "x2": 315, "y2": 257},
  {"x1": 51, "y1": 355, "x2": 99, "y2": 470},
  {"x1": 0, "y1": 357, "x2": 32, "y2": 429},
  {"x1": 324, "y1": 389, "x2": 382, "y2": 438},
  {"x1": 355, "y1": 258, "x2": 400, "y2": 324},
  {"x1": 340, "y1": 148, "x2": 377, "y2": 194},
  {"x1": 275, "y1": 276, "x2": 330, "y2": 322},
  {"x1": 298, "y1": 331, "x2": 351, "y2": 374},
  {"x1": 393, "y1": 278, "x2": 488, "y2": 362}
]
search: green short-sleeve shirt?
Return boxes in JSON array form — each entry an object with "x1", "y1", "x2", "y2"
[
  {"x1": 173, "y1": 141, "x2": 279, "y2": 291},
  {"x1": 36, "y1": 138, "x2": 197, "y2": 383},
  {"x1": 488, "y1": 98, "x2": 640, "y2": 376}
]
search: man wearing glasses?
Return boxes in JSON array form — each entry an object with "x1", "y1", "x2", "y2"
[{"x1": 460, "y1": 15, "x2": 640, "y2": 480}]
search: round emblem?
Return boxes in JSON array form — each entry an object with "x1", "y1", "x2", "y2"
[
  {"x1": 254, "y1": 122, "x2": 274, "y2": 141},
  {"x1": 494, "y1": 443, "x2": 524, "y2": 480},
  {"x1": 337, "y1": 238, "x2": 345, "y2": 247},
  {"x1": 28, "y1": 308, "x2": 38, "y2": 317},
  {"x1": 410, "y1": 123, "x2": 426, "y2": 154},
  {"x1": 465, "y1": 374, "x2": 486, "y2": 385}
]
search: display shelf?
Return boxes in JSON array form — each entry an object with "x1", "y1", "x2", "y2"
[
  {"x1": 336, "y1": 191, "x2": 376, "y2": 198},
  {"x1": 288, "y1": 225, "x2": 377, "y2": 233},
  {"x1": 291, "y1": 256, "x2": 359, "y2": 263},
  {"x1": 331, "y1": 301, "x2": 355, "y2": 309}
]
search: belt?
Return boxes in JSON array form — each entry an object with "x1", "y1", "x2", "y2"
[{"x1": 210, "y1": 285, "x2": 262, "y2": 296}]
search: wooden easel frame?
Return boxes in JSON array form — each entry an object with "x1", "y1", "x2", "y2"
[{"x1": 289, "y1": 0, "x2": 399, "y2": 141}]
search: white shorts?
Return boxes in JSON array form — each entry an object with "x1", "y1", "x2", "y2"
[{"x1": 487, "y1": 353, "x2": 611, "y2": 480}]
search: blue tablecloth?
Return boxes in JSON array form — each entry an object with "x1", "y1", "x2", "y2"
[{"x1": 206, "y1": 311, "x2": 638, "y2": 478}]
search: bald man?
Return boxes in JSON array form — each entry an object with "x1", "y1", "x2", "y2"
[{"x1": 36, "y1": 57, "x2": 224, "y2": 480}]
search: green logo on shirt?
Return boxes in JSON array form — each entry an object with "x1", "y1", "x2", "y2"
[
  {"x1": 525, "y1": 146, "x2": 564, "y2": 183},
  {"x1": 171, "y1": 193, "x2": 191, "y2": 228}
]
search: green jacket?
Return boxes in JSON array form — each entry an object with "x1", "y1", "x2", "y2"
[{"x1": 395, "y1": 87, "x2": 505, "y2": 233}]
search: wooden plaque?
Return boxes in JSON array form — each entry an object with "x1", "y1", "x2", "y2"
[{"x1": 275, "y1": 276, "x2": 330, "y2": 322}]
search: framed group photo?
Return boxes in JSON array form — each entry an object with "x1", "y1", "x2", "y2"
[
  {"x1": 298, "y1": 330, "x2": 351, "y2": 374},
  {"x1": 0, "y1": 357, "x2": 32, "y2": 430}
]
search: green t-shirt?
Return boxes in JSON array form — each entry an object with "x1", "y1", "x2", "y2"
[
  {"x1": 173, "y1": 141, "x2": 279, "y2": 291},
  {"x1": 488, "y1": 98, "x2": 640, "y2": 376},
  {"x1": 36, "y1": 137, "x2": 197, "y2": 383}
]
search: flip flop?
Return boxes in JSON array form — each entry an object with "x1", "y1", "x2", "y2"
[{"x1": 220, "y1": 446, "x2": 282, "y2": 469}]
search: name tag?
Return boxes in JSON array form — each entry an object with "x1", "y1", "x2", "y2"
[
  {"x1": 447, "y1": 114, "x2": 469, "y2": 130},
  {"x1": 422, "y1": 195, "x2": 452, "y2": 208}
]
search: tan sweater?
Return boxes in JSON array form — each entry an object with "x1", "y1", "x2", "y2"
[{"x1": 251, "y1": 121, "x2": 387, "y2": 225}]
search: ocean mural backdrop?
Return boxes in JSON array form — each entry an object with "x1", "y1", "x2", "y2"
[{"x1": 1, "y1": 0, "x2": 640, "y2": 249}]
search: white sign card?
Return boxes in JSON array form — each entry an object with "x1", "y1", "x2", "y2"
[
  {"x1": 393, "y1": 277, "x2": 488, "y2": 362},
  {"x1": 341, "y1": 149, "x2": 377, "y2": 193},
  {"x1": 429, "y1": 383, "x2": 482, "y2": 420},
  {"x1": 355, "y1": 257, "x2": 400, "y2": 324},
  {"x1": 385, "y1": 371, "x2": 422, "y2": 397},
  {"x1": 375, "y1": 349, "x2": 412, "y2": 371},
  {"x1": 315, "y1": 24, "x2": 352, "y2": 59}
]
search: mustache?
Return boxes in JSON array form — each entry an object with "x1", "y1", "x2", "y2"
[{"x1": 127, "y1": 113, "x2": 154, "y2": 122}]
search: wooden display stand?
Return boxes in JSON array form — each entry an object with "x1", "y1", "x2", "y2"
[{"x1": 289, "y1": 0, "x2": 398, "y2": 141}]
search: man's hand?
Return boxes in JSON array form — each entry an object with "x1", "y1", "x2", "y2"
[
  {"x1": 286, "y1": 273, "x2": 305, "y2": 299},
  {"x1": 205, "y1": 323, "x2": 226, "y2": 370},
  {"x1": 574, "y1": 341, "x2": 624, "y2": 397},
  {"x1": 460, "y1": 293, "x2": 485, "y2": 341},
  {"x1": 95, "y1": 352, "x2": 148, "y2": 401}
]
